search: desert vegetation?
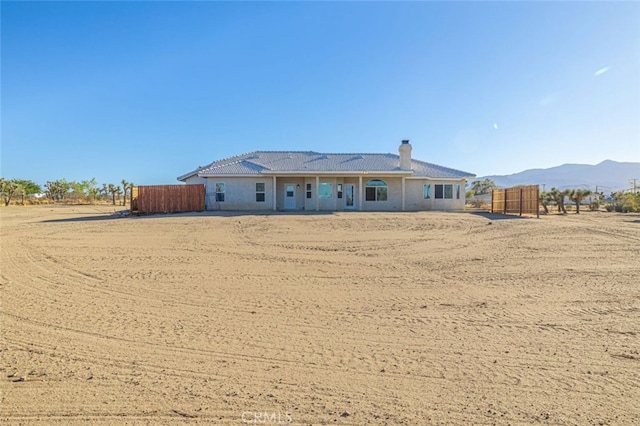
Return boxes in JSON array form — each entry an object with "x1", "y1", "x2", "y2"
[
  {"x1": 0, "y1": 177, "x2": 133, "y2": 207},
  {"x1": 465, "y1": 178, "x2": 497, "y2": 209},
  {"x1": 3, "y1": 176, "x2": 638, "y2": 213},
  {"x1": 605, "y1": 191, "x2": 640, "y2": 213},
  {"x1": 464, "y1": 179, "x2": 639, "y2": 214},
  {"x1": 539, "y1": 188, "x2": 640, "y2": 214}
]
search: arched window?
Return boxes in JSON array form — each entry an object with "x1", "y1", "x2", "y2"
[{"x1": 365, "y1": 179, "x2": 388, "y2": 201}]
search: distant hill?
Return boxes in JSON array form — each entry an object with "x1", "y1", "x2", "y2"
[{"x1": 477, "y1": 160, "x2": 640, "y2": 192}]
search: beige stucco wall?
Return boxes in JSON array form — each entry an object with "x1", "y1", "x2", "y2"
[
  {"x1": 360, "y1": 176, "x2": 403, "y2": 212},
  {"x1": 184, "y1": 176, "x2": 207, "y2": 185},
  {"x1": 204, "y1": 177, "x2": 274, "y2": 211},
  {"x1": 194, "y1": 175, "x2": 468, "y2": 211},
  {"x1": 300, "y1": 177, "x2": 348, "y2": 211},
  {"x1": 405, "y1": 179, "x2": 466, "y2": 211}
]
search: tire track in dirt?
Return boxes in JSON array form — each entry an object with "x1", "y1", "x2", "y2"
[{"x1": 2, "y1": 208, "x2": 639, "y2": 425}]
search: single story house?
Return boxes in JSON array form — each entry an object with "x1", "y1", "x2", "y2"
[{"x1": 177, "y1": 141, "x2": 475, "y2": 212}]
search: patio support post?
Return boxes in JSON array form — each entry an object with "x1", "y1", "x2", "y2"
[
  {"x1": 358, "y1": 175, "x2": 363, "y2": 211},
  {"x1": 402, "y1": 177, "x2": 406, "y2": 211},
  {"x1": 272, "y1": 176, "x2": 277, "y2": 211},
  {"x1": 315, "y1": 176, "x2": 320, "y2": 211}
]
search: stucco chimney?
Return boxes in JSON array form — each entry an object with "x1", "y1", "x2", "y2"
[{"x1": 399, "y1": 140, "x2": 412, "y2": 170}]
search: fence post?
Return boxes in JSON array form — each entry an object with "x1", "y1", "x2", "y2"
[
  {"x1": 519, "y1": 187, "x2": 523, "y2": 216},
  {"x1": 503, "y1": 189, "x2": 507, "y2": 215}
]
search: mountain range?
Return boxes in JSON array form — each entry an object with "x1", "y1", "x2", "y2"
[{"x1": 476, "y1": 160, "x2": 640, "y2": 193}]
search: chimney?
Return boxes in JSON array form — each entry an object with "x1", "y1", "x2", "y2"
[{"x1": 399, "y1": 140, "x2": 412, "y2": 170}]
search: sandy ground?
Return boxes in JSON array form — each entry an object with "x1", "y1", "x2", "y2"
[{"x1": 1, "y1": 205, "x2": 639, "y2": 425}]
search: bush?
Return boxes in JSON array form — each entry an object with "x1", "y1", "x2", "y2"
[
  {"x1": 465, "y1": 196, "x2": 491, "y2": 210},
  {"x1": 604, "y1": 193, "x2": 640, "y2": 213}
]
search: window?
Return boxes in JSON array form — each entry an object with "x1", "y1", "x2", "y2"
[
  {"x1": 435, "y1": 184, "x2": 443, "y2": 199},
  {"x1": 215, "y1": 182, "x2": 225, "y2": 202},
  {"x1": 445, "y1": 185, "x2": 453, "y2": 199},
  {"x1": 256, "y1": 182, "x2": 265, "y2": 202},
  {"x1": 365, "y1": 179, "x2": 388, "y2": 201},
  {"x1": 424, "y1": 184, "x2": 431, "y2": 199},
  {"x1": 434, "y1": 184, "x2": 453, "y2": 199},
  {"x1": 319, "y1": 183, "x2": 333, "y2": 199},
  {"x1": 456, "y1": 184, "x2": 461, "y2": 200},
  {"x1": 306, "y1": 183, "x2": 312, "y2": 199},
  {"x1": 337, "y1": 184, "x2": 343, "y2": 199}
]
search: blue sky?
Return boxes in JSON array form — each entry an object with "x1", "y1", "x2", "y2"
[{"x1": 2, "y1": 1, "x2": 639, "y2": 186}]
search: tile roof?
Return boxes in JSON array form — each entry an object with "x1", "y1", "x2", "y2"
[{"x1": 178, "y1": 151, "x2": 475, "y2": 180}]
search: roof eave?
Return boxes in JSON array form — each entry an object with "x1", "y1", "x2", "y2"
[
  {"x1": 197, "y1": 173, "x2": 262, "y2": 178},
  {"x1": 177, "y1": 172, "x2": 198, "y2": 182},
  {"x1": 195, "y1": 171, "x2": 476, "y2": 179},
  {"x1": 260, "y1": 170, "x2": 414, "y2": 176},
  {"x1": 407, "y1": 174, "x2": 476, "y2": 180}
]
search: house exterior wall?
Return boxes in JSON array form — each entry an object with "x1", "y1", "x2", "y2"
[
  {"x1": 184, "y1": 176, "x2": 207, "y2": 185},
  {"x1": 277, "y1": 178, "x2": 305, "y2": 210},
  {"x1": 204, "y1": 177, "x2": 274, "y2": 211},
  {"x1": 405, "y1": 179, "x2": 466, "y2": 211},
  {"x1": 405, "y1": 179, "x2": 432, "y2": 211},
  {"x1": 301, "y1": 177, "x2": 347, "y2": 211},
  {"x1": 195, "y1": 175, "x2": 467, "y2": 211},
  {"x1": 360, "y1": 176, "x2": 403, "y2": 212}
]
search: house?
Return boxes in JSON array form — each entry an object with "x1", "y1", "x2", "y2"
[{"x1": 177, "y1": 141, "x2": 475, "y2": 212}]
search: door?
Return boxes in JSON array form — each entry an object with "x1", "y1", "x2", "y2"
[
  {"x1": 284, "y1": 184, "x2": 296, "y2": 209},
  {"x1": 345, "y1": 184, "x2": 355, "y2": 209}
]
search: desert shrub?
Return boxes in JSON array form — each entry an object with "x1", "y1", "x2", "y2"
[
  {"x1": 622, "y1": 193, "x2": 640, "y2": 212},
  {"x1": 466, "y1": 197, "x2": 490, "y2": 210},
  {"x1": 605, "y1": 192, "x2": 640, "y2": 213}
]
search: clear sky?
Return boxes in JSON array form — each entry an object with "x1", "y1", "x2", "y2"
[{"x1": 2, "y1": 1, "x2": 639, "y2": 186}]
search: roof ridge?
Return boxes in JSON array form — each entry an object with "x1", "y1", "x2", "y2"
[
  {"x1": 249, "y1": 151, "x2": 397, "y2": 156},
  {"x1": 211, "y1": 150, "x2": 259, "y2": 164}
]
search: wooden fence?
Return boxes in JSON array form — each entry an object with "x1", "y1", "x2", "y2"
[
  {"x1": 131, "y1": 184, "x2": 205, "y2": 215},
  {"x1": 491, "y1": 185, "x2": 540, "y2": 218}
]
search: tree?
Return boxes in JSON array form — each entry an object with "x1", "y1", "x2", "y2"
[
  {"x1": 115, "y1": 186, "x2": 123, "y2": 204},
  {"x1": 79, "y1": 178, "x2": 99, "y2": 202},
  {"x1": 1, "y1": 178, "x2": 22, "y2": 206},
  {"x1": 623, "y1": 192, "x2": 640, "y2": 212},
  {"x1": 12, "y1": 179, "x2": 41, "y2": 195},
  {"x1": 121, "y1": 180, "x2": 134, "y2": 206},
  {"x1": 107, "y1": 184, "x2": 119, "y2": 205},
  {"x1": 69, "y1": 178, "x2": 100, "y2": 202},
  {"x1": 45, "y1": 179, "x2": 71, "y2": 201},
  {"x1": 69, "y1": 181, "x2": 85, "y2": 201},
  {"x1": 85, "y1": 179, "x2": 100, "y2": 201},
  {"x1": 9, "y1": 179, "x2": 41, "y2": 204},
  {"x1": 568, "y1": 189, "x2": 592, "y2": 214},
  {"x1": 609, "y1": 192, "x2": 640, "y2": 213},
  {"x1": 101, "y1": 184, "x2": 110, "y2": 200},
  {"x1": 469, "y1": 178, "x2": 498, "y2": 196},
  {"x1": 540, "y1": 191, "x2": 553, "y2": 214},
  {"x1": 549, "y1": 188, "x2": 568, "y2": 214}
]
